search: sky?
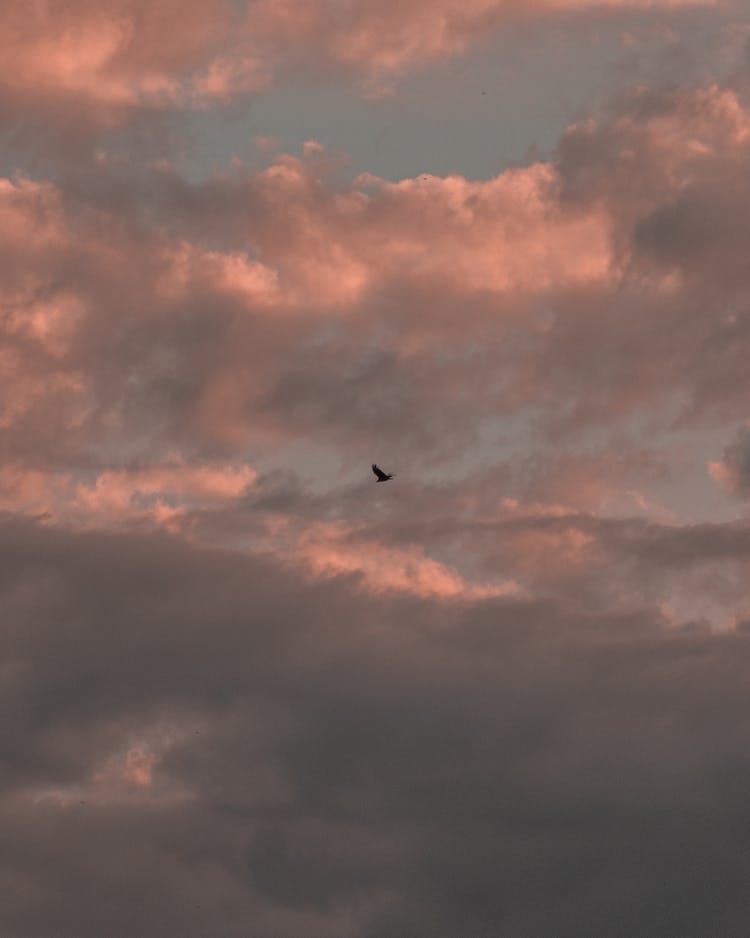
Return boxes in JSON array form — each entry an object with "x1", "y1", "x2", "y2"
[{"x1": 3, "y1": 1, "x2": 750, "y2": 935}]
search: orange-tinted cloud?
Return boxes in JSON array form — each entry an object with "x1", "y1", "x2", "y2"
[
  {"x1": 293, "y1": 519, "x2": 520, "y2": 599},
  {"x1": 4, "y1": 80, "x2": 750, "y2": 484},
  {"x1": 0, "y1": 1, "x2": 233, "y2": 110},
  {"x1": 0, "y1": 149, "x2": 615, "y2": 464},
  {"x1": 7, "y1": 10, "x2": 750, "y2": 938},
  {"x1": 0, "y1": 461, "x2": 255, "y2": 530},
  {"x1": 0, "y1": 0, "x2": 725, "y2": 127},
  {"x1": 4, "y1": 80, "x2": 750, "y2": 623}
]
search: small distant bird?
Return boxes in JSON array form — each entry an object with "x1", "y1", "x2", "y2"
[{"x1": 372, "y1": 464, "x2": 394, "y2": 482}]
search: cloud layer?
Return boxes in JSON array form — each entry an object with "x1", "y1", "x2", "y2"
[
  {"x1": 0, "y1": 0, "x2": 729, "y2": 127},
  {"x1": 3, "y1": 517, "x2": 750, "y2": 937},
  {"x1": 5, "y1": 79, "x2": 750, "y2": 463},
  {"x1": 4, "y1": 2, "x2": 750, "y2": 935}
]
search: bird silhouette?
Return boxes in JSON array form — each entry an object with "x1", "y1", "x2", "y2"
[{"x1": 372, "y1": 464, "x2": 394, "y2": 482}]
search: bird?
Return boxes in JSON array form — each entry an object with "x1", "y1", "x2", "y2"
[{"x1": 372, "y1": 464, "x2": 394, "y2": 482}]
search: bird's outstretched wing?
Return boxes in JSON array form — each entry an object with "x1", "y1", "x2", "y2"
[{"x1": 372, "y1": 463, "x2": 389, "y2": 481}]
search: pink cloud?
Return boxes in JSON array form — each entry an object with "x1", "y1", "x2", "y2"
[
  {"x1": 158, "y1": 241, "x2": 281, "y2": 307},
  {"x1": 9, "y1": 11, "x2": 750, "y2": 935},
  {"x1": 240, "y1": 0, "x2": 723, "y2": 98},
  {"x1": 0, "y1": 461, "x2": 255, "y2": 530},
  {"x1": 3, "y1": 79, "x2": 750, "y2": 627},
  {"x1": 0, "y1": 147, "x2": 613, "y2": 461},
  {"x1": 293, "y1": 520, "x2": 520, "y2": 599},
  {"x1": 326, "y1": 0, "x2": 719, "y2": 94},
  {"x1": 0, "y1": 1, "x2": 231, "y2": 110},
  {"x1": 122, "y1": 748, "x2": 156, "y2": 788},
  {"x1": 3, "y1": 80, "x2": 750, "y2": 473},
  {"x1": 235, "y1": 157, "x2": 614, "y2": 310},
  {"x1": 88, "y1": 745, "x2": 174, "y2": 799},
  {"x1": 709, "y1": 425, "x2": 750, "y2": 497},
  {"x1": 0, "y1": 0, "x2": 725, "y2": 125}
]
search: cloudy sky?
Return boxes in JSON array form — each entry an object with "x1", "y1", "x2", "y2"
[{"x1": 3, "y1": 1, "x2": 750, "y2": 935}]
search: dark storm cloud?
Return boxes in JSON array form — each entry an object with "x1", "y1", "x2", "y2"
[
  {"x1": 6, "y1": 6, "x2": 750, "y2": 937},
  {"x1": 2, "y1": 516, "x2": 750, "y2": 937},
  {"x1": 711, "y1": 426, "x2": 750, "y2": 496}
]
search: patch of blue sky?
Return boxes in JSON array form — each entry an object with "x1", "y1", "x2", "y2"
[{"x1": 171, "y1": 7, "x2": 736, "y2": 184}]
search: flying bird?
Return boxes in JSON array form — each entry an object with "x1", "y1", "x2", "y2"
[{"x1": 372, "y1": 464, "x2": 394, "y2": 482}]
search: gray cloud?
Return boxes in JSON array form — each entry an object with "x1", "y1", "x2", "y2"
[
  {"x1": 6, "y1": 8, "x2": 750, "y2": 936},
  {"x1": 712, "y1": 426, "x2": 750, "y2": 497},
  {"x1": 2, "y1": 516, "x2": 750, "y2": 936}
]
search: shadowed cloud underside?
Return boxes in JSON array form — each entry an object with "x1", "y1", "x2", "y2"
[{"x1": 2, "y1": 1, "x2": 750, "y2": 935}]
